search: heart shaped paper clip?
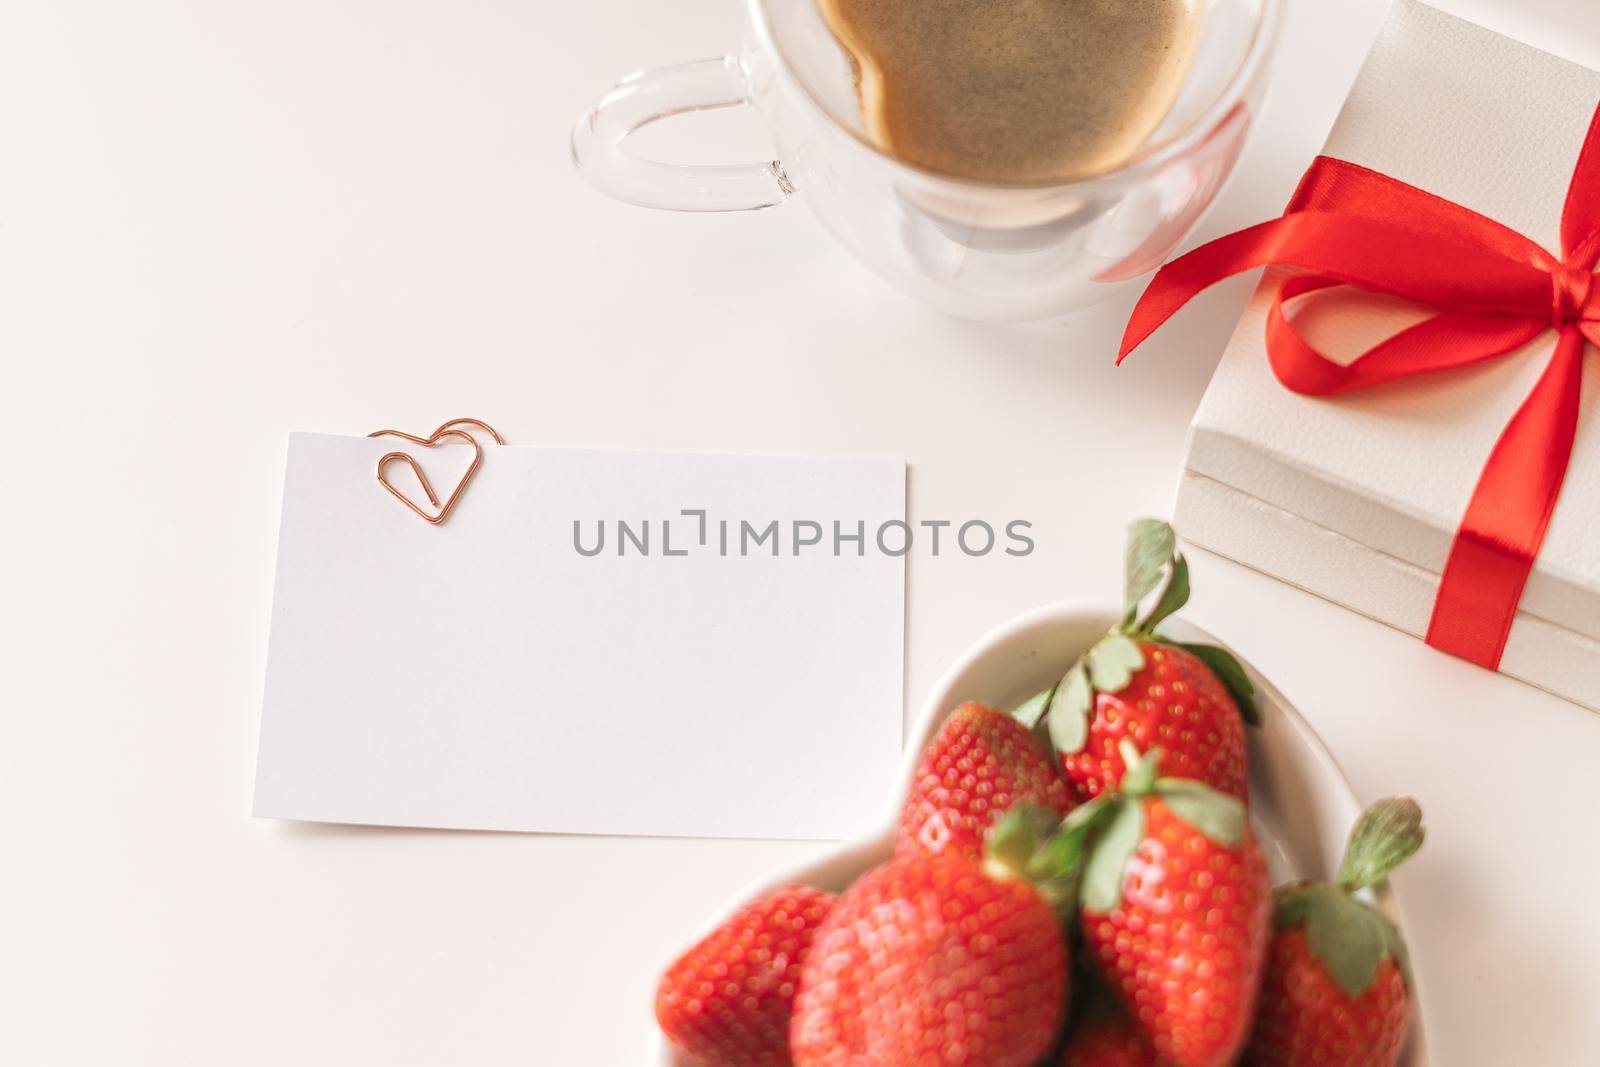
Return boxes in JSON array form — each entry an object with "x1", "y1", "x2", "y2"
[{"x1": 368, "y1": 417, "x2": 505, "y2": 525}]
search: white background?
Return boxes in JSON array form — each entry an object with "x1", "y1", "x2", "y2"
[{"x1": 4, "y1": 0, "x2": 1598, "y2": 1063}]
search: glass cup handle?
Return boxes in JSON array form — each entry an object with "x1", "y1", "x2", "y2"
[{"x1": 571, "y1": 55, "x2": 792, "y2": 213}]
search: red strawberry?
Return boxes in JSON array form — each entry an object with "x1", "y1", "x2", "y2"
[
  {"x1": 1243, "y1": 798, "x2": 1424, "y2": 1067},
  {"x1": 656, "y1": 884, "x2": 835, "y2": 1067},
  {"x1": 1022, "y1": 520, "x2": 1257, "y2": 804},
  {"x1": 896, "y1": 701, "x2": 1072, "y2": 861},
  {"x1": 1059, "y1": 1011, "x2": 1163, "y2": 1066},
  {"x1": 791, "y1": 833, "x2": 1070, "y2": 1067},
  {"x1": 1070, "y1": 742, "x2": 1271, "y2": 1067},
  {"x1": 1063, "y1": 641, "x2": 1249, "y2": 802}
]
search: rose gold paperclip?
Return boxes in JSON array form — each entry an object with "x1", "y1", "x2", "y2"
[{"x1": 368, "y1": 417, "x2": 506, "y2": 525}]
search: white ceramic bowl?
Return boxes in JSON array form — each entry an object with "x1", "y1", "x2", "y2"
[{"x1": 656, "y1": 601, "x2": 1431, "y2": 1065}]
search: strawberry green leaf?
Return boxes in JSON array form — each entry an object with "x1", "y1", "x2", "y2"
[
  {"x1": 1164, "y1": 641, "x2": 1261, "y2": 726},
  {"x1": 1376, "y1": 909, "x2": 1413, "y2": 986},
  {"x1": 986, "y1": 805, "x2": 1045, "y2": 877},
  {"x1": 1278, "y1": 883, "x2": 1411, "y2": 995},
  {"x1": 1137, "y1": 550, "x2": 1191, "y2": 633},
  {"x1": 1047, "y1": 663, "x2": 1093, "y2": 754},
  {"x1": 1154, "y1": 778, "x2": 1247, "y2": 847},
  {"x1": 986, "y1": 805, "x2": 1082, "y2": 911},
  {"x1": 1123, "y1": 519, "x2": 1177, "y2": 626},
  {"x1": 1061, "y1": 793, "x2": 1114, "y2": 834},
  {"x1": 1011, "y1": 686, "x2": 1056, "y2": 730},
  {"x1": 1272, "y1": 882, "x2": 1317, "y2": 928},
  {"x1": 1338, "y1": 797, "x2": 1425, "y2": 891},
  {"x1": 1303, "y1": 886, "x2": 1389, "y2": 997},
  {"x1": 1081, "y1": 797, "x2": 1143, "y2": 914},
  {"x1": 1026, "y1": 798, "x2": 1109, "y2": 883},
  {"x1": 1117, "y1": 739, "x2": 1162, "y2": 795},
  {"x1": 1026, "y1": 825, "x2": 1098, "y2": 914},
  {"x1": 1086, "y1": 634, "x2": 1145, "y2": 694}
]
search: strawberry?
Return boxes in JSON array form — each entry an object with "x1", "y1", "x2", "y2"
[
  {"x1": 791, "y1": 818, "x2": 1071, "y2": 1067},
  {"x1": 896, "y1": 701, "x2": 1073, "y2": 861},
  {"x1": 656, "y1": 884, "x2": 835, "y2": 1067},
  {"x1": 1063, "y1": 640, "x2": 1249, "y2": 803},
  {"x1": 1018, "y1": 520, "x2": 1258, "y2": 804},
  {"x1": 1243, "y1": 798, "x2": 1424, "y2": 1067},
  {"x1": 1067, "y1": 741, "x2": 1271, "y2": 1067},
  {"x1": 1059, "y1": 1010, "x2": 1163, "y2": 1066}
]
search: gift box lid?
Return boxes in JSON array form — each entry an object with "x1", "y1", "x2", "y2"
[{"x1": 1189, "y1": 0, "x2": 1600, "y2": 647}]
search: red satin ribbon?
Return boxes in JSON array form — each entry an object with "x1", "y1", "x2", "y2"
[{"x1": 1121, "y1": 104, "x2": 1600, "y2": 670}]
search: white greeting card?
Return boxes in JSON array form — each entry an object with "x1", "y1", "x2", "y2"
[
  {"x1": 254, "y1": 433, "x2": 906, "y2": 839},
  {"x1": 1176, "y1": 0, "x2": 1600, "y2": 710}
]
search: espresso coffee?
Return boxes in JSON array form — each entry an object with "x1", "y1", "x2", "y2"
[{"x1": 818, "y1": 0, "x2": 1203, "y2": 183}]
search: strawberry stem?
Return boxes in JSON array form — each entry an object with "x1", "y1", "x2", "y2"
[{"x1": 1337, "y1": 798, "x2": 1425, "y2": 892}]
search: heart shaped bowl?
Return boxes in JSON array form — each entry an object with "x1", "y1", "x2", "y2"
[{"x1": 655, "y1": 601, "x2": 1432, "y2": 1066}]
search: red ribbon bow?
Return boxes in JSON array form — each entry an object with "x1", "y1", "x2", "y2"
[{"x1": 1121, "y1": 103, "x2": 1600, "y2": 671}]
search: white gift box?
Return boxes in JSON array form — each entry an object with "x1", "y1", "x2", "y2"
[{"x1": 1175, "y1": 0, "x2": 1600, "y2": 711}]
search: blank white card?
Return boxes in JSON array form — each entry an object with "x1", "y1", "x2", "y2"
[{"x1": 254, "y1": 434, "x2": 905, "y2": 840}]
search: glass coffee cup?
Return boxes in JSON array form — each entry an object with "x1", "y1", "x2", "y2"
[{"x1": 572, "y1": 0, "x2": 1283, "y2": 321}]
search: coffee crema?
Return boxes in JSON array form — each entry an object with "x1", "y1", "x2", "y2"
[{"x1": 818, "y1": 0, "x2": 1204, "y2": 183}]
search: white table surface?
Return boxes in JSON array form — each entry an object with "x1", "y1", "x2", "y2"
[{"x1": 5, "y1": 0, "x2": 1599, "y2": 1063}]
